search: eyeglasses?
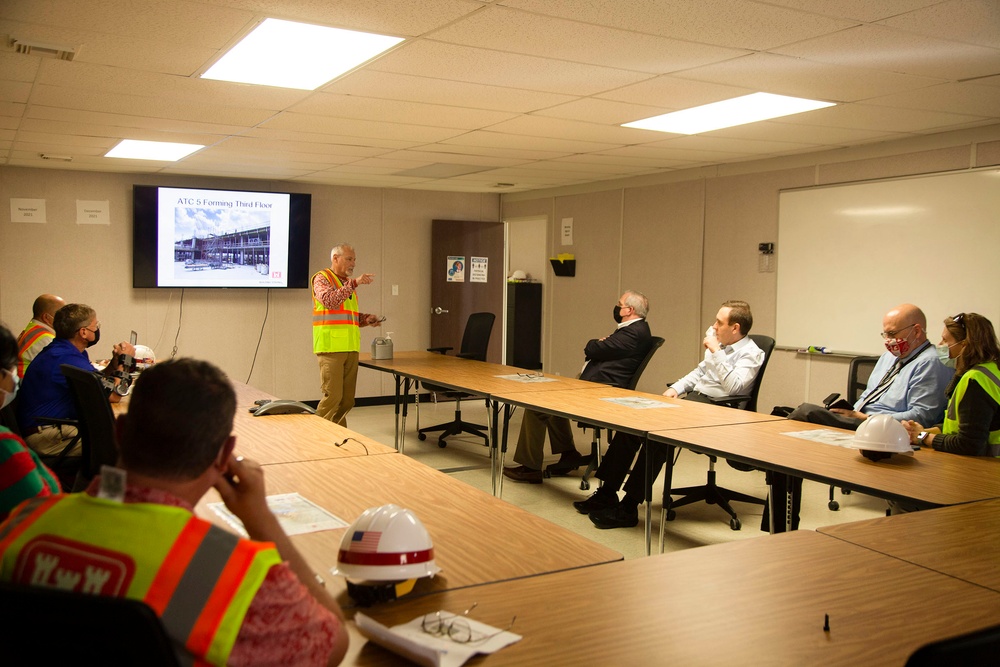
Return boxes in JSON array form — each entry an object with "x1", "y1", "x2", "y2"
[
  {"x1": 83, "y1": 322, "x2": 101, "y2": 333},
  {"x1": 951, "y1": 313, "x2": 966, "y2": 328},
  {"x1": 880, "y1": 323, "x2": 916, "y2": 340},
  {"x1": 420, "y1": 604, "x2": 516, "y2": 644}
]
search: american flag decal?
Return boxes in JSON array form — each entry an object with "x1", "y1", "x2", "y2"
[{"x1": 351, "y1": 531, "x2": 381, "y2": 552}]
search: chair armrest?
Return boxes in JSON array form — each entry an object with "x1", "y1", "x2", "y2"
[
  {"x1": 455, "y1": 352, "x2": 478, "y2": 359},
  {"x1": 707, "y1": 394, "x2": 750, "y2": 410},
  {"x1": 34, "y1": 416, "x2": 79, "y2": 428},
  {"x1": 426, "y1": 346, "x2": 453, "y2": 355}
]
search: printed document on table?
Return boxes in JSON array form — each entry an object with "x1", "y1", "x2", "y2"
[
  {"x1": 600, "y1": 397, "x2": 678, "y2": 409},
  {"x1": 209, "y1": 492, "x2": 349, "y2": 537},
  {"x1": 781, "y1": 429, "x2": 857, "y2": 448},
  {"x1": 495, "y1": 373, "x2": 558, "y2": 383}
]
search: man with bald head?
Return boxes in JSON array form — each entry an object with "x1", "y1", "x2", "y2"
[
  {"x1": 789, "y1": 303, "x2": 952, "y2": 429},
  {"x1": 16, "y1": 294, "x2": 66, "y2": 377},
  {"x1": 772, "y1": 303, "x2": 953, "y2": 532}
]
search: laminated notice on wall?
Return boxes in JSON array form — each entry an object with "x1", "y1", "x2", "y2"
[
  {"x1": 447, "y1": 256, "x2": 465, "y2": 282},
  {"x1": 77, "y1": 200, "x2": 110, "y2": 225},
  {"x1": 470, "y1": 256, "x2": 488, "y2": 283}
]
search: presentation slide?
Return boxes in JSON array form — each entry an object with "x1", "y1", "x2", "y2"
[{"x1": 155, "y1": 187, "x2": 291, "y2": 288}]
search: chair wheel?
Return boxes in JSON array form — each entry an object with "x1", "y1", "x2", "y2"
[
  {"x1": 437, "y1": 439, "x2": 447, "y2": 448},
  {"x1": 842, "y1": 488, "x2": 852, "y2": 495},
  {"x1": 666, "y1": 509, "x2": 676, "y2": 522},
  {"x1": 730, "y1": 517, "x2": 741, "y2": 531},
  {"x1": 417, "y1": 433, "x2": 427, "y2": 441},
  {"x1": 580, "y1": 480, "x2": 590, "y2": 491},
  {"x1": 828, "y1": 500, "x2": 840, "y2": 511}
]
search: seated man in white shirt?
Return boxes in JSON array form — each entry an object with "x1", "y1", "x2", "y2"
[{"x1": 576, "y1": 300, "x2": 765, "y2": 529}]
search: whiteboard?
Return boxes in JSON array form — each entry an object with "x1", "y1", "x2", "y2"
[{"x1": 776, "y1": 168, "x2": 1000, "y2": 355}]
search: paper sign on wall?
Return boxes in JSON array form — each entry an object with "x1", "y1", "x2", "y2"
[
  {"x1": 561, "y1": 217, "x2": 573, "y2": 246},
  {"x1": 10, "y1": 198, "x2": 47, "y2": 223},
  {"x1": 76, "y1": 200, "x2": 111, "y2": 225},
  {"x1": 470, "y1": 256, "x2": 488, "y2": 283},
  {"x1": 447, "y1": 256, "x2": 465, "y2": 282}
]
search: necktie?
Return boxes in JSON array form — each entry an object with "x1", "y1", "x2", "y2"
[{"x1": 856, "y1": 359, "x2": 901, "y2": 412}]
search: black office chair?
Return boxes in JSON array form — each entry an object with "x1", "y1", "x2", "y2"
[
  {"x1": 662, "y1": 333, "x2": 775, "y2": 531},
  {"x1": 905, "y1": 623, "x2": 1000, "y2": 666},
  {"x1": 827, "y1": 354, "x2": 880, "y2": 510},
  {"x1": 570, "y1": 336, "x2": 666, "y2": 490},
  {"x1": 0, "y1": 581, "x2": 180, "y2": 666},
  {"x1": 2, "y1": 395, "x2": 81, "y2": 490},
  {"x1": 61, "y1": 364, "x2": 120, "y2": 491},
  {"x1": 417, "y1": 312, "x2": 495, "y2": 447}
]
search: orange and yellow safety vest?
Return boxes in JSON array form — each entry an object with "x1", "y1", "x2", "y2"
[{"x1": 312, "y1": 269, "x2": 360, "y2": 354}]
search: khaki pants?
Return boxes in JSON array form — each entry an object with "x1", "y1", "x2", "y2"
[
  {"x1": 317, "y1": 351, "x2": 359, "y2": 426},
  {"x1": 512, "y1": 409, "x2": 578, "y2": 470},
  {"x1": 25, "y1": 425, "x2": 82, "y2": 457}
]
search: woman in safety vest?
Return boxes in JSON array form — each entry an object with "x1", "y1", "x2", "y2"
[{"x1": 902, "y1": 313, "x2": 1000, "y2": 456}]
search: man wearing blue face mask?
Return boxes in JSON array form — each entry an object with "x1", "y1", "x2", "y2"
[{"x1": 17, "y1": 304, "x2": 135, "y2": 458}]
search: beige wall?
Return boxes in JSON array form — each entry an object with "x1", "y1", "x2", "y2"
[
  {"x1": 0, "y1": 169, "x2": 499, "y2": 401},
  {"x1": 501, "y1": 124, "x2": 1000, "y2": 411},
  {"x1": 3, "y1": 124, "x2": 999, "y2": 408}
]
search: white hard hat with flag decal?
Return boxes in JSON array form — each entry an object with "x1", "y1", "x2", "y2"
[{"x1": 331, "y1": 504, "x2": 440, "y2": 605}]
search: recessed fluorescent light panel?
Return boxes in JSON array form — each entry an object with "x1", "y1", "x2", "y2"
[
  {"x1": 202, "y1": 18, "x2": 404, "y2": 90},
  {"x1": 105, "y1": 140, "x2": 204, "y2": 161},
  {"x1": 623, "y1": 93, "x2": 835, "y2": 135}
]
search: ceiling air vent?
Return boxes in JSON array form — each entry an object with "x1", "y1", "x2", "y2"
[{"x1": 9, "y1": 37, "x2": 77, "y2": 61}]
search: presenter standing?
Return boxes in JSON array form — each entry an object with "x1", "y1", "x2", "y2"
[{"x1": 312, "y1": 244, "x2": 381, "y2": 426}]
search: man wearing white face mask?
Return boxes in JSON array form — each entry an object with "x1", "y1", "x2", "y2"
[
  {"x1": 0, "y1": 323, "x2": 61, "y2": 520},
  {"x1": 788, "y1": 303, "x2": 952, "y2": 429}
]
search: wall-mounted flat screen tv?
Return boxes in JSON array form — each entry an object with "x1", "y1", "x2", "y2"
[{"x1": 133, "y1": 185, "x2": 311, "y2": 289}]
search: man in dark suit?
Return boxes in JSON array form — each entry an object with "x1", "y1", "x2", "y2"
[{"x1": 503, "y1": 291, "x2": 652, "y2": 484}]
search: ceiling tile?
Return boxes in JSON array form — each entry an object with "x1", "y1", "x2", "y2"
[
  {"x1": 288, "y1": 94, "x2": 518, "y2": 129},
  {"x1": 876, "y1": 0, "x2": 1000, "y2": 49}
]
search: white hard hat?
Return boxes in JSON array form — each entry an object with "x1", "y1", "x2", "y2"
[
  {"x1": 509, "y1": 270, "x2": 527, "y2": 281},
  {"x1": 134, "y1": 345, "x2": 156, "y2": 368},
  {"x1": 332, "y1": 504, "x2": 440, "y2": 582},
  {"x1": 850, "y1": 414, "x2": 913, "y2": 459}
]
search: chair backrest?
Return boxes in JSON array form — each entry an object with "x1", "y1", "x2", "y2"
[
  {"x1": 743, "y1": 334, "x2": 776, "y2": 412},
  {"x1": 905, "y1": 622, "x2": 1000, "y2": 666},
  {"x1": 60, "y1": 364, "x2": 118, "y2": 488},
  {"x1": 624, "y1": 336, "x2": 665, "y2": 390},
  {"x1": 0, "y1": 581, "x2": 180, "y2": 666},
  {"x1": 847, "y1": 355, "x2": 881, "y2": 404},
  {"x1": 459, "y1": 312, "x2": 496, "y2": 361}
]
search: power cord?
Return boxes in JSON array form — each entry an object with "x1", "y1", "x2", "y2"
[
  {"x1": 245, "y1": 289, "x2": 270, "y2": 383},
  {"x1": 335, "y1": 437, "x2": 369, "y2": 455},
  {"x1": 170, "y1": 288, "x2": 185, "y2": 359}
]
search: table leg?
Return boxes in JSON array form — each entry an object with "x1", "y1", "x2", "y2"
[
  {"x1": 644, "y1": 434, "x2": 652, "y2": 556},
  {"x1": 767, "y1": 474, "x2": 777, "y2": 535},
  {"x1": 392, "y1": 374, "x2": 402, "y2": 451},
  {"x1": 658, "y1": 442, "x2": 676, "y2": 554},
  {"x1": 399, "y1": 377, "x2": 413, "y2": 455}
]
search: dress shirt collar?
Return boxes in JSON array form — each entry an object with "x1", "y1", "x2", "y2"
[{"x1": 616, "y1": 317, "x2": 644, "y2": 330}]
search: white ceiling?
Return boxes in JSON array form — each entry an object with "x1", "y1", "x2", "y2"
[{"x1": 2, "y1": 0, "x2": 998, "y2": 193}]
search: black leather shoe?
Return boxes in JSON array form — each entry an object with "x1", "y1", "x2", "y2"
[
  {"x1": 503, "y1": 465, "x2": 543, "y2": 484},
  {"x1": 573, "y1": 490, "x2": 618, "y2": 515},
  {"x1": 546, "y1": 451, "x2": 592, "y2": 476},
  {"x1": 589, "y1": 505, "x2": 638, "y2": 529}
]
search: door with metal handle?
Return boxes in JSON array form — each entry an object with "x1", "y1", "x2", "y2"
[{"x1": 432, "y1": 307, "x2": 449, "y2": 315}]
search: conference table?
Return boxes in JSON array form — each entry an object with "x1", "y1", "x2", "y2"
[
  {"x1": 649, "y1": 420, "x2": 1000, "y2": 552},
  {"x1": 819, "y1": 498, "x2": 1000, "y2": 593},
  {"x1": 195, "y1": 453, "x2": 622, "y2": 606},
  {"x1": 342, "y1": 529, "x2": 1000, "y2": 666},
  {"x1": 359, "y1": 351, "x2": 596, "y2": 490}
]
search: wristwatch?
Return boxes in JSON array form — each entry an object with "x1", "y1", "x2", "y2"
[{"x1": 916, "y1": 431, "x2": 929, "y2": 446}]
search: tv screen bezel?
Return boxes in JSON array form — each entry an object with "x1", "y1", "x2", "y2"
[{"x1": 132, "y1": 184, "x2": 312, "y2": 289}]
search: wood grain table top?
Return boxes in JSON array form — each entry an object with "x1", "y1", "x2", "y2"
[
  {"x1": 820, "y1": 498, "x2": 1000, "y2": 592},
  {"x1": 649, "y1": 419, "x2": 1000, "y2": 508},
  {"x1": 342, "y1": 530, "x2": 1000, "y2": 666},
  {"x1": 492, "y1": 385, "x2": 784, "y2": 437},
  {"x1": 195, "y1": 454, "x2": 622, "y2": 607}
]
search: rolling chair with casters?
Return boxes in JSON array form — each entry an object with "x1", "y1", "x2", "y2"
[
  {"x1": 0, "y1": 581, "x2": 180, "y2": 666},
  {"x1": 417, "y1": 312, "x2": 495, "y2": 448},
  {"x1": 662, "y1": 334, "x2": 775, "y2": 531},
  {"x1": 827, "y1": 355, "x2": 879, "y2": 511},
  {"x1": 568, "y1": 336, "x2": 666, "y2": 491},
  {"x1": 60, "y1": 364, "x2": 120, "y2": 491}
]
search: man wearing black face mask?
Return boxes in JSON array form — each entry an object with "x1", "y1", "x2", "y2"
[
  {"x1": 503, "y1": 291, "x2": 653, "y2": 483},
  {"x1": 17, "y1": 303, "x2": 135, "y2": 457}
]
